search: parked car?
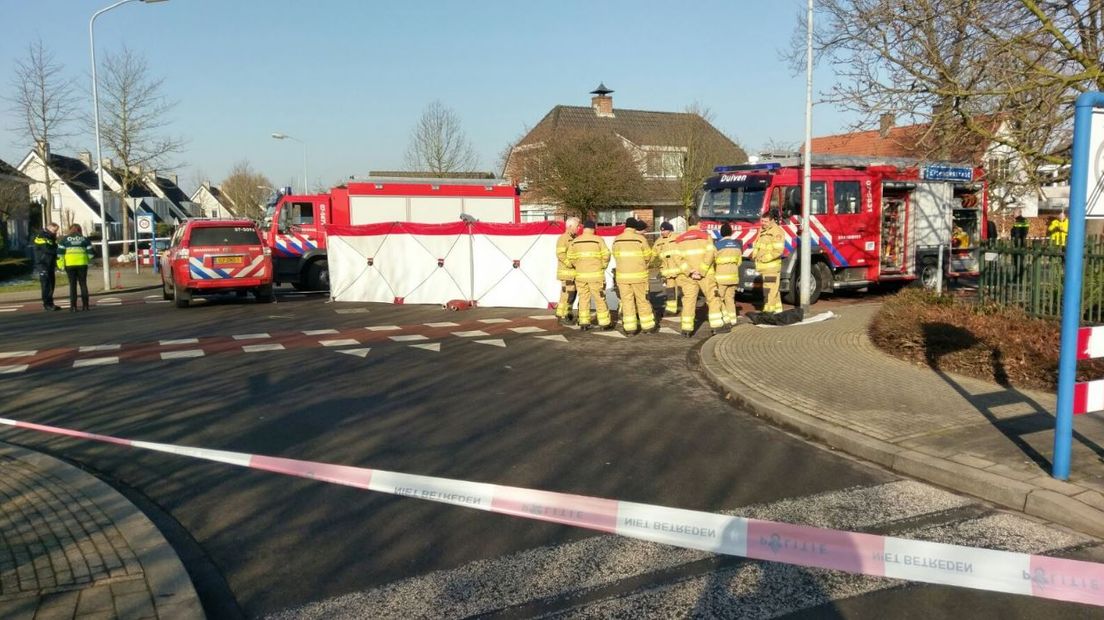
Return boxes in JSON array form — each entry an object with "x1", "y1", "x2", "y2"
[{"x1": 160, "y1": 219, "x2": 274, "y2": 308}]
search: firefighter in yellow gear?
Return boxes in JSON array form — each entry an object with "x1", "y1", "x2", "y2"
[
  {"x1": 651, "y1": 221, "x2": 680, "y2": 315},
  {"x1": 1048, "y1": 211, "x2": 1068, "y2": 248},
  {"x1": 714, "y1": 223, "x2": 743, "y2": 328},
  {"x1": 555, "y1": 216, "x2": 581, "y2": 323},
  {"x1": 566, "y1": 220, "x2": 612, "y2": 330},
  {"x1": 675, "y1": 216, "x2": 724, "y2": 336},
  {"x1": 612, "y1": 217, "x2": 656, "y2": 335},
  {"x1": 752, "y1": 210, "x2": 786, "y2": 314}
]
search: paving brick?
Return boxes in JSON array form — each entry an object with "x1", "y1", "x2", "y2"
[
  {"x1": 113, "y1": 592, "x2": 157, "y2": 620},
  {"x1": 948, "y1": 453, "x2": 996, "y2": 469},
  {"x1": 1026, "y1": 490, "x2": 1104, "y2": 539},
  {"x1": 1074, "y1": 489, "x2": 1104, "y2": 511},
  {"x1": 109, "y1": 577, "x2": 150, "y2": 596},
  {"x1": 34, "y1": 590, "x2": 79, "y2": 618},
  {"x1": 0, "y1": 595, "x2": 36, "y2": 620},
  {"x1": 76, "y1": 584, "x2": 114, "y2": 613},
  {"x1": 1027, "y1": 475, "x2": 1090, "y2": 497}
]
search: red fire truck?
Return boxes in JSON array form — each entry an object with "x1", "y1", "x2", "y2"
[
  {"x1": 698, "y1": 156, "x2": 988, "y2": 304},
  {"x1": 263, "y1": 177, "x2": 520, "y2": 290}
]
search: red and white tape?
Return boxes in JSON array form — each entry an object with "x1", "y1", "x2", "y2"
[{"x1": 1, "y1": 416, "x2": 1101, "y2": 607}]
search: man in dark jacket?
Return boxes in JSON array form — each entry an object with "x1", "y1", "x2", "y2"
[
  {"x1": 32, "y1": 223, "x2": 60, "y2": 311},
  {"x1": 1011, "y1": 208, "x2": 1029, "y2": 281}
]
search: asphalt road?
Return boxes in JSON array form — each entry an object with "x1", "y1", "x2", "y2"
[{"x1": 0, "y1": 287, "x2": 1101, "y2": 618}]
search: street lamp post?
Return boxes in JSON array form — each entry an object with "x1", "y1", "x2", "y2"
[
  {"x1": 271, "y1": 133, "x2": 308, "y2": 193},
  {"x1": 90, "y1": 0, "x2": 169, "y2": 291}
]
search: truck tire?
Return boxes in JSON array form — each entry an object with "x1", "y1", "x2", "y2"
[
  {"x1": 783, "y1": 263, "x2": 825, "y2": 305},
  {"x1": 913, "y1": 257, "x2": 943, "y2": 290},
  {"x1": 308, "y1": 260, "x2": 329, "y2": 291},
  {"x1": 255, "y1": 284, "x2": 275, "y2": 303},
  {"x1": 173, "y1": 284, "x2": 190, "y2": 308}
]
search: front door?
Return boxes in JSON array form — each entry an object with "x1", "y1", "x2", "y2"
[{"x1": 829, "y1": 178, "x2": 880, "y2": 277}]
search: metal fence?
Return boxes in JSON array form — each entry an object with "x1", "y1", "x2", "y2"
[{"x1": 977, "y1": 238, "x2": 1104, "y2": 322}]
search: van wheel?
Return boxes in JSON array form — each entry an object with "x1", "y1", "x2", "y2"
[
  {"x1": 162, "y1": 277, "x2": 172, "y2": 300},
  {"x1": 783, "y1": 264, "x2": 825, "y2": 305},
  {"x1": 308, "y1": 260, "x2": 329, "y2": 291},
  {"x1": 255, "y1": 284, "x2": 275, "y2": 303},
  {"x1": 173, "y1": 284, "x2": 191, "y2": 308}
]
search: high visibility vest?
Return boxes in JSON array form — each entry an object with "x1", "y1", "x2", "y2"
[
  {"x1": 652, "y1": 234, "x2": 680, "y2": 278},
  {"x1": 752, "y1": 222, "x2": 785, "y2": 272},
  {"x1": 555, "y1": 231, "x2": 576, "y2": 280},
  {"x1": 675, "y1": 229, "x2": 716, "y2": 276},
  {"x1": 611, "y1": 230, "x2": 652, "y2": 284},
  {"x1": 566, "y1": 231, "x2": 610, "y2": 283},
  {"x1": 714, "y1": 237, "x2": 743, "y2": 285},
  {"x1": 1049, "y1": 218, "x2": 1068, "y2": 247},
  {"x1": 58, "y1": 234, "x2": 93, "y2": 268}
]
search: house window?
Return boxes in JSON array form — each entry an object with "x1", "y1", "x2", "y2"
[
  {"x1": 987, "y1": 157, "x2": 1011, "y2": 182},
  {"x1": 597, "y1": 208, "x2": 634, "y2": 226},
  {"x1": 834, "y1": 181, "x2": 862, "y2": 215},
  {"x1": 645, "y1": 150, "x2": 683, "y2": 179}
]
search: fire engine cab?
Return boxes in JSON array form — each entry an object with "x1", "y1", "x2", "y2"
[{"x1": 698, "y1": 156, "x2": 988, "y2": 304}]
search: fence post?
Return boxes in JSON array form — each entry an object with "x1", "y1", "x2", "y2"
[{"x1": 1031, "y1": 251, "x2": 1042, "y2": 318}]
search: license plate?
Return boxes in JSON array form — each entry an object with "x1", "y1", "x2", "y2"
[{"x1": 214, "y1": 256, "x2": 243, "y2": 265}]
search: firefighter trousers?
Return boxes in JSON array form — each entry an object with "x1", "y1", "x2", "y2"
[
  {"x1": 718, "y1": 284, "x2": 739, "y2": 325},
  {"x1": 663, "y1": 277, "x2": 678, "y2": 314},
  {"x1": 575, "y1": 279, "x2": 611, "y2": 327},
  {"x1": 616, "y1": 281, "x2": 655, "y2": 333},
  {"x1": 555, "y1": 280, "x2": 577, "y2": 319},
  {"x1": 677, "y1": 274, "x2": 723, "y2": 333},
  {"x1": 759, "y1": 266, "x2": 783, "y2": 314}
]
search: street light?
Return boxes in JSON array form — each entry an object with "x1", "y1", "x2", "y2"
[
  {"x1": 90, "y1": 0, "x2": 169, "y2": 291},
  {"x1": 271, "y1": 132, "x2": 309, "y2": 194}
]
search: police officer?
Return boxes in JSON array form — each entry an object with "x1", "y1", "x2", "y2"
[
  {"x1": 555, "y1": 216, "x2": 581, "y2": 324},
  {"x1": 566, "y1": 220, "x2": 612, "y2": 330},
  {"x1": 651, "y1": 221, "x2": 680, "y2": 316},
  {"x1": 58, "y1": 224, "x2": 94, "y2": 312},
  {"x1": 675, "y1": 215, "x2": 723, "y2": 336},
  {"x1": 715, "y1": 223, "x2": 743, "y2": 329},
  {"x1": 1011, "y1": 208, "x2": 1029, "y2": 281},
  {"x1": 612, "y1": 217, "x2": 655, "y2": 335},
  {"x1": 752, "y1": 209, "x2": 785, "y2": 314},
  {"x1": 32, "y1": 223, "x2": 61, "y2": 311}
]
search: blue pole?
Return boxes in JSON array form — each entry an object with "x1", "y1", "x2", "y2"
[{"x1": 1054, "y1": 92, "x2": 1104, "y2": 479}]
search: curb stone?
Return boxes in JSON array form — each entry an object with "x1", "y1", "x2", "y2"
[{"x1": 698, "y1": 337, "x2": 1104, "y2": 541}]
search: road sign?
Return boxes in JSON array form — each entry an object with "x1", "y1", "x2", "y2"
[
  {"x1": 136, "y1": 214, "x2": 154, "y2": 233},
  {"x1": 1087, "y1": 108, "x2": 1104, "y2": 218}
]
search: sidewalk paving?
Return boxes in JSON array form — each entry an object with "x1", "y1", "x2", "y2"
[
  {"x1": 700, "y1": 303, "x2": 1104, "y2": 539},
  {"x1": 0, "y1": 265, "x2": 163, "y2": 305},
  {"x1": 0, "y1": 442, "x2": 203, "y2": 619}
]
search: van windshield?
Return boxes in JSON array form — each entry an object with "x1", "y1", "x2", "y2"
[
  {"x1": 699, "y1": 188, "x2": 766, "y2": 221},
  {"x1": 189, "y1": 226, "x2": 260, "y2": 246}
]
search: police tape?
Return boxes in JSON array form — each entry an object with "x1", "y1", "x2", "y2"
[{"x1": 2, "y1": 416, "x2": 1102, "y2": 608}]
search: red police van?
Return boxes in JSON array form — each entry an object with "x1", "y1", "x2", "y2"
[{"x1": 160, "y1": 219, "x2": 274, "y2": 308}]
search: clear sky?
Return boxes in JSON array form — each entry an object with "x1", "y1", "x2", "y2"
[{"x1": 0, "y1": 0, "x2": 856, "y2": 195}]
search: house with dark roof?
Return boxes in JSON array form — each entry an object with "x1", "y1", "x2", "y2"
[
  {"x1": 503, "y1": 85, "x2": 745, "y2": 228},
  {"x1": 16, "y1": 147, "x2": 121, "y2": 239},
  {"x1": 0, "y1": 157, "x2": 33, "y2": 251},
  {"x1": 190, "y1": 181, "x2": 237, "y2": 218},
  {"x1": 139, "y1": 171, "x2": 200, "y2": 221}
]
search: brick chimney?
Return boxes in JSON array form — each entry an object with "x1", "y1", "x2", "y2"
[
  {"x1": 879, "y1": 113, "x2": 895, "y2": 138},
  {"x1": 590, "y1": 82, "x2": 614, "y2": 118},
  {"x1": 78, "y1": 150, "x2": 93, "y2": 167}
]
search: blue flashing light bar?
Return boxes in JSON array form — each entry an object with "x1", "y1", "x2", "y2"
[{"x1": 714, "y1": 163, "x2": 781, "y2": 173}]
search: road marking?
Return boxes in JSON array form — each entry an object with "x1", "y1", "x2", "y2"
[
  {"x1": 337, "y1": 348, "x2": 371, "y2": 358},
  {"x1": 509, "y1": 326, "x2": 546, "y2": 334},
  {"x1": 78, "y1": 344, "x2": 121, "y2": 352},
  {"x1": 424, "y1": 321, "x2": 459, "y2": 327},
  {"x1": 659, "y1": 327, "x2": 680, "y2": 335},
  {"x1": 535, "y1": 335, "x2": 569, "y2": 343},
  {"x1": 662, "y1": 317, "x2": 679, "y2": 323},
  {"x1": 233, "y1": 333, "x2": 270, "y2": 340},
  {"x1": 98, "y1": 297, "x2": 122, "y2": 303},
  {"x1": 0, "y1": 351, "x2": 36, "y2": 358},
  {"x1": 389, "y1": 335, "x2": 428, "y2": 342},
  {"x1": 409, "y1": 343, "x2": 441, "y2": 352},
  {"x1": 335, "y1": 308, "x2": 370, "y2": 314},
  {"x1": 594, "y1": 330, "x2": 626, "y2": 338},
  {"x1": 474, "y1": 339, "x2": 507, "y2": 348},
  {"x1": 0, "y1": 307, "x2": 19, "y2": 313},
  {"x1": 303, "y1": 329, "x2": 339, "y2": 335},
  {"x1": 0, "y1": 365, "x2": 29, "y2": 374},
  {"x1": 242, "y1": 343, "x2": 284, "y2": 353},
  {"x1": 366, "y1": 325, "x2": 402, "y2": 331},
  {"x1": 146, "y1": 300, "x2": 171, "y2": 304},
  {"x1": 452, "y1": 330, "x2": 490, "y2": 338},
  {"x1": 160, "y1": 350, "x2": 205, "y2": 360},
  {"x1": 73, "y1": 357, "x2": 119, "y2": 368},
  {"x1": 96, "y1": 301, "x2": 121, "y2": 306},
  {"x1": 160, "y1": 338, "x2": 199, "y2": 345},
  {"x1": 144, "y1": 294, "x2": 162, "y2": 300},
  {"x1": 478, "y1": 318, "x2": 512, "y2": 324},
  {"x1": 319, "y1": 339, "x2": 360, "y2": 347},
  {"x1": 528, "y1": 315, "x2": 558, "y2": 320}
]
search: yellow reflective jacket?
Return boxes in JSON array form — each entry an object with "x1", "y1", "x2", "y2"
[
  {"x1": 58, "y1": 234, "x2": 94, "y2": 268},
  {"x1": 556, "y1": 231, "x2": 576, "y2": 280},
  {"x1": 651, "y1": 234, "x2": 680, "y2": 278},
  {"x1": 611, "y1": 229, "x2": 652, "y2": 285},
  {"x1": 752, "y1": 221, "x2": 785, "y2": 271},
  {"x1": 1048, "y1": 218, "x2": 1068, "y2": 247},
  {"x1": 566, "y1": 231, "x2": 610, "y2": 283},
  {"x1": 715, "y1": 237, "x2": 743, "y2": 285},
  {"x1": 675, "y1": 229, "x2": 716, "y2": 276}
]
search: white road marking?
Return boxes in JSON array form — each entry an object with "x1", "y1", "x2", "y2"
[
  {"x1": 366, "y1": 325, "x2": 402, "y2": 331},
  {"x1": 409, "y1": 343, "x2": 441, "y2": 352},
  {"x1": 97, "y1": 297, "x2": 122, "y2": 303},
  {"x1": 593, "y1": 330, "x2": 626, "y2": 338},
  {"x1": 389, "y1": 334, "x2": 428, "y2": 342},
  {"x1": 474, "y1": 339, "x2": 507, "y2": 348},
  {"x1": 144, "y1": 294, "x2": 162, "y2": 300},
  {"x1": 160, "y1": 338, "x2": 199, "y2": 345},
  {"x1": 335, "y1": 308, "x2": 370, "y2": 314},
  {"x1": 319, "y1": 339, "x2": 360, "y2": 347},
  {"x1": 535, "y1": 335, "x2": 569, "y2": 343},
  {"x1": 233, "y1": 333, "x2": 270, "y2": 340},
  {"x1": 0, "y1": 351, "x2": 36, "y2": 358},
  {"x1": 528, "y1": 315, "x2": 558, "y2": 320},
  {"x1": 73, "y1": 357, "x2": 119, "y2": 368},
  {"x1": 337, "y1": 348, "x2": 371, "y2": 358},
  {"x1": 424, "y1": 321, "x2": 459, "y2": 327},
  {"x1": 0, "y1": 308, "x2": 19, "y2": 313},
  {"x1": 146, "y1": 300, "x2": 171, "y2": 304},
  {"x1": 451, "y1": 330, "x2": 490, "y2": 338},
  {"x1": 659, "y1": 327, "x2": 680, "y2": 335},
  {"x1": 0, "y1": 365, "x2": 29, "y2": 374},
  {"x1": 242, "y1": 343, "x2": 284, "y2": 353},
  {"x1": 96, "y1": 302, "x2": 122, "y2": 306},
  {"x1": 509, "y1": 326, "x2": 546, "y2": 334},
  {"x1": 303, "y1": 329, "x2": 339, "y2": 335},
  {"x1": 662, "y1": 317, "x2": 679, "y2": 323},
  {"x1": 478, "y1": 318, "x2": 512, "y2": 324},
  {"x1": 160, "y1": 350, "x2": 205, "y2": 360},
  {"x1": 78, "y1": 344, "x2": 121, "y2": 352}
]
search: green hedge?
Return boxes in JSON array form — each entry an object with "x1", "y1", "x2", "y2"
[{"x1": 0, "y1": 258, "x2": 32, "y2": 282}]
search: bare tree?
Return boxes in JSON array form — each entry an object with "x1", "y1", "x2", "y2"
[
  {"x1": 760, "y1": 138, "x2": 801, "y2": 156},
  {"x1": 663, "y1": 103, "x2": 747, "y2": 219},
  {"x1": 219, "y1": 161, "x2": 272, "y2": 220},
  {"x1": 515, "y1": 130, "x2": 644, "y2": 219},
  {"x1": 95, "y1": 46, "x2": 184, "y2": 251},
  {"x1": 403, "y1": 100, "x2": 479, "y2": 174},
  {"x1": 6, "y1": 38, "x2": 77, "y2": 227}
]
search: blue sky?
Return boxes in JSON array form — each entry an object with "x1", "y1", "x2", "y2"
[{"x1": 0, "y1": 0, "x2": 856, "y2": 194}]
